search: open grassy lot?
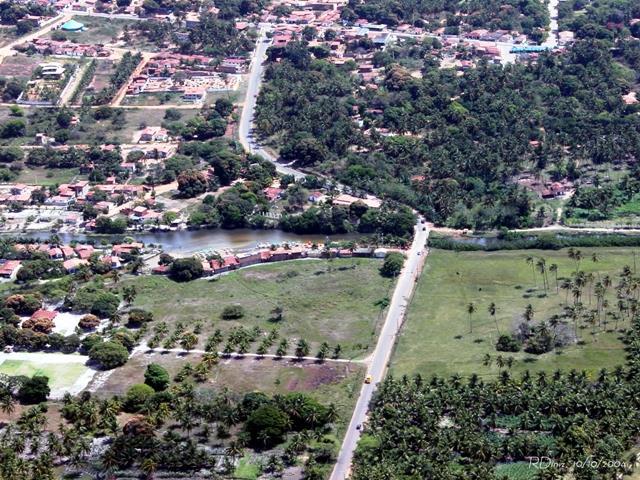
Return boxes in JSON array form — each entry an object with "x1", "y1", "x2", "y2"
[
  {"x1": 0, "y1": 54, "x2": 40, "y2": 79},
  {"x1": 0, "y1": 358, "x2": 88, "y2": 393},
  {"x1": 124, "y1": 258, "x2": 393, "y2": 357},
  {"x1": 15, "y1": 166, "x2": 81, "y2": 186},
  {"x1": 72, "y1": 107, "x2": 198, "y2": 144},
  {"x1": 44, "y1": 16, "x2": 138, "y2": 44},
  {"x1": 392, "y1": 248, "x2": 633, "y2": 378},
  {"x1": 121, "y1": 92, "x2": 193, "y2": 107}
]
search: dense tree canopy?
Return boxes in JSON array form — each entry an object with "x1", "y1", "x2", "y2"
[{"x1": 256, "y1": 40, "x2": 640, "y2": 230}]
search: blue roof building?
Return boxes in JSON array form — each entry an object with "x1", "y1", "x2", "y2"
[{"x1": 60, "y1": 19, "x2": 85, "y2": 32}]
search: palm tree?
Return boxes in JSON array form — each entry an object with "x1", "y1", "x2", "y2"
[
  {"x1": 482, "y1": 353, "x2": 492, "y2": 367},
  {"x1": 536, "y1": 258, "x2": 548, "y2": 293},
  {"x1": 180, "y1": 332, "x2": 198, "y2": 352},
  {"x1": 225, "y1": 440, "x2": 244, "y2": 461},
  {"x1": 276, "y1": 338, "x2": 288, "y2": 358},
  {"x1": 568, "y1": 247, "x2": 582, "y2": 272},
  {"x1": 525, "y1": 256, "x2": 536, "y2": 286},
  {"x1": 0, "y1": 393, "x2": 15, "y2": 421},
  {"x1": 466, "y1": 302, "x2": 476, "y2": 333},
  {"x1": 523, "y1": 304, "x2": 534, "y2": 323},
  {"x1": 316, "y1": 342, "x2": 330, "y2": 362},
  {"x1": 488, "y1": 302, "x2": 499, "y2": 334},
  {"x1": 295, "y1": 339, "x2": 310, "y2": 359},
  {"x1": 123, "y1": 285, "x2": 137, "y2": 306},
  {"x1": 560, "y1": 279, "x2": 573, "y2": 304},
  {"x1": 202, "y1": 352, "x2": 218, "y2": 368},
  {"x1": 549, "y1": 263, "x2": 559, "y2": 293},
  {"x1": 111, "y1": 270, "x2": 121, "y2": 285},
  {"x1": 140, "y1": 457, "x2": 157, "y2": 479}
]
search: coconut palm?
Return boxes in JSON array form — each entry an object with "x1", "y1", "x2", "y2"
[
  {"x1": 523, "y1": 304, "x2": 534, "y2": 323},
  {"x1": 549, "y1": 263, "x2": 559, "y2": 292},
  {"x1": 536, "y1": 258, "x2": 548, "y2": 293},
  {"x1": 488, "y1": 302, "x2": 499, "y2": 334},
  {"x1": 140, "y1": 457, "x2": 157, "y2": 480},
  {"x1": 525, "y1": 256, "x2": 536, "y2": 286},
  {"x1": 0, "y1": 393, "x2": 15, "y2": 421},
  {"x1": 466, "y1": 302, "x2": 476, "y2": 333}
]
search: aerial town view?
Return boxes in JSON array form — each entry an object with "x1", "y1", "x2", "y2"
[{"x1": 0, "y1": 0, "x2": 636, "y2": 478}]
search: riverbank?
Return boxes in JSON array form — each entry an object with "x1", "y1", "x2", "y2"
[
  {"x1": 0, "y1": 228, "x2": 364, "y2": 254},
  {"x1": 428, "y1": 230, "x2": 640, "y2": 251}
]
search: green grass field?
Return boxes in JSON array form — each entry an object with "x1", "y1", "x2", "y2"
[
  {"x1": 0, "y1": 359, "x2": 88, "y2": 392},
  {"x1": 392, "y1": 248, "x2": 633, "y2": 378},
  {"x1": 15, "y1": 167, "x2": 81, "y2": 186},
  {"x1": 124, "y1": 258, "x2": 394, "y2": 357}
]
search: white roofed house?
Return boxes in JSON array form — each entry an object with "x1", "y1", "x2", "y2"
[{"x1": 39, "y1": 62, "x2": 66, "y2": 78}]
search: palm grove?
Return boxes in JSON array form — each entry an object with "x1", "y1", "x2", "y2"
[{"x1": 255, "y1": 37, "x2": 640, "y2": 230}]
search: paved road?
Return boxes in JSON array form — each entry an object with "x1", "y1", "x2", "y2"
[
  {"x1": 238, "y1": 25, "x2": 306, "y2": 180},
  {"x1": 0, "y1": 13, "x2": 70, "y2": 61},
  {"x1": 330, "y1": 220, "x2": 430, "y2": 480},
  {"x1": 542, "y1": 0, "x2": 559, "y2": 48}
]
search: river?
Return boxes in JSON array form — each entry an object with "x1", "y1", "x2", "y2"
[{"x1": 4, "y1": 228, "x2": 361, "y2": 254}]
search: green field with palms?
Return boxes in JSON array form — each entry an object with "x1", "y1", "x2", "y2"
[{"x1": 392, "y1": 247, "x2": 636, "y2": 378}]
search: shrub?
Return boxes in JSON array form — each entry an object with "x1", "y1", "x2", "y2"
[
  {"x1": 21, "y1": 317, "x2": 54, "y2": 334},
  {"x1": 144, "y1": 363, "x2": 170, "y2": 391},
  {"x1": 245, "y1": 404, "x2": 289, "y2": 447},
  {"x1": 79, "y1": 314, "x2": 100, "y2": 330},
  {"x1": 379, "y1": 252, "x2": 405, "y2": 277},
  {"x1": 18, "y1": 375, "x2": 50, "y2": 404},
  {"x1": 127, "y1": 309, "x2": 153, "y2": 327},
  {"x1": 124, "y1": 383, "x2": 155, "y2": 412},
  {"x1": 91, "y1": 292, "x2": 120, "y2": 318},
  {"x1": 495, "y1": 334, "x2": 522, "y2": 352},
  {"x1": 81, "y1": 333, "x2": 102, "y2": 353},
  {"x1": 89, "y1": 341, "x2": 129, "y2": 369},
  {"x1": 221, "y1": 305, "x2": 245, "y2": 320},
  {"x1": 169, "y1": 257, "x2": 204, "y2": 282},
  {"x1": 5, "y1": 294, "x2": 42, "y2": 315}
]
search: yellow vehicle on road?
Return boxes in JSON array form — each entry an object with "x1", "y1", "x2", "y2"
[{"x1": 364, "y1": 374, "x2": 373, "y2": 384}]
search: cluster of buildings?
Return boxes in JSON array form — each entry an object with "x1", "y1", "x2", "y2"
[
  {"x1": 125, "y1": 53, "x2": 245, "y2": 104},
  {"x1": 0, "y1": 184, "x2": 40, "y2": 205},
  {"x1": 8, "y1": 240, "x2": 144, "y2": 274},
  {"x1": 152, "y1": 244, "x2": 398, "y2": 276},
  {"x1": 516, "y1": 175, "x2": 573, "y2": 199},
  {"x1": 19, "y1": 38, "x2": 110, "y2": 57}
]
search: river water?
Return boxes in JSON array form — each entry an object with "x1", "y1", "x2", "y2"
[{"x1": 5, "y1": 229, "x2": 360, "y2": 254}]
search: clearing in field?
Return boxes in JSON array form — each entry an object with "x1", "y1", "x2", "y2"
[
  {"x1": 0, "y1": 54, "x2": 40, "y2": 80},
  {"x1": 124, "y1": 258, "x2": 394, "y2": 358},
  {"x1": 392, "y1": 247, "x2": 633, "y2": 378},
  {"x1": 0, "y1": 353, "x2": 93, "y2": 398}
]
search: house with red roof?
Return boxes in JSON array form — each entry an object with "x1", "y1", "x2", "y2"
[
  {"x1": 63, "y1": 258, "x2": 89, "y2": 273},
  {"x1": 30, "y1": 309, "x2": 57, "y2": 321},
  {"x1": 0, "y1": 260, "x2": 21, "y2": 279}
]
